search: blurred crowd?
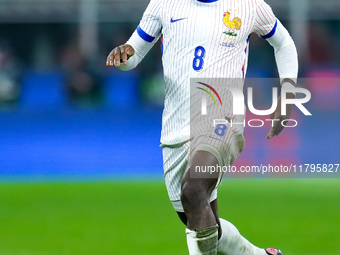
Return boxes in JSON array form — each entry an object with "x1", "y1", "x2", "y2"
[
  {"x1": 0, "y1": 20, "x2": 339, "y2": 109},
  {"x1": 0, "y1": 41, "x2": 21, "y2": 106}
]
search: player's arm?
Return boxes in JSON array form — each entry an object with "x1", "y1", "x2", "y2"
[
  {"x1": 106, "y1": 31, "x2": 159, "y2": 71},
  {"x1": 265, "y1": 20, "x2": 298, "y2": 139},
  {"x1": 106, "y1": 0, "x2": 162, "y2": 71},
  {"x1": 253, "y1": 0, "x2": 298, "y2": 139}
]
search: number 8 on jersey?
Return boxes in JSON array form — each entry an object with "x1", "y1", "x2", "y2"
[{"x1": 192, "y1": 46, "x2": 206, "y2": 71}]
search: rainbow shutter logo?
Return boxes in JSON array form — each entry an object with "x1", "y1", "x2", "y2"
[{"x1": 196, "y1": 82, "x2": 222, "y2": 115}]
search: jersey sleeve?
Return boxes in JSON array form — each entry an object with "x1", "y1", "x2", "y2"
[
  {"x1": 253, "y1": 0, "x2": 278, "y2": 39},
  {"x1": 119, "y1": 0, "x2": 162, "y2": 71},
  {"x1": 266, "y1": 20, "x2": 298, "y2": 82},
  {"x1": 137, "y1": 0, "x2": 162, "y2": 43}
]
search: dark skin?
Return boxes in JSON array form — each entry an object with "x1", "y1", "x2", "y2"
[
  {"x1": 177, "y1": 197, "x2": 222, "y2": 238},
  {"x1": 107, "y1": 44, "x2": 295, "y2": 237},
  {"x1": 267, "y1": 92, "x2": 296, "y2": 139},
  {"x1": 180, "y1": 150, "x2": 221, "y2": 236},
  {"x1": 106, "y1": 44, "x2": 135, "y2": 67}
]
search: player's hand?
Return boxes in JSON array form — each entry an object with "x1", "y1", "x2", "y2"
[
  {"x1": 266, "y1": 92, "x2": 295, "y2": 139},
  {"x1": 106, "y1": 44, "x2": 135, "y2": 67}
]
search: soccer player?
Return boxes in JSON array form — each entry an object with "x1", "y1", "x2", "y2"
[{"x1": 107, "y1": 0, "x2": 298, "y2": 254}]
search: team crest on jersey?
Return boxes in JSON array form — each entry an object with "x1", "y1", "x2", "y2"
[{"x1": 221, "y1": 9, "x2": 242, "y2": 47}]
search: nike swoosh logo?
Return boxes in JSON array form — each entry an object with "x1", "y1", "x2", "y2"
[{"x1": 171, "y1": 17, "x2": 188, "y2": 23}]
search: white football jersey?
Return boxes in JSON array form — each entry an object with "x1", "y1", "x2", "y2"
[{"x1": 133, "y1": 0, "x2": 277, "y2": 145}]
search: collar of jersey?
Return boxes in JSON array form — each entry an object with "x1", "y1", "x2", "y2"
[{"x1": 197, "y1": 0, "x2": 218, "y2": 3}]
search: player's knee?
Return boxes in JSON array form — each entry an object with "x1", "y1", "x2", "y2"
[{"x1": 180, "y1": 178, "x2": 210, "y2": 209}]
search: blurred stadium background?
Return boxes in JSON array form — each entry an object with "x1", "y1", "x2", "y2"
[{"x1": 0, "y1": 0, "x2": 339, "y2": 254}]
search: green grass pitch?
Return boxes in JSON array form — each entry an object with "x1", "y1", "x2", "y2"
[{"x1": 0, "y1": 179, "x2": 339, "y2": 255}]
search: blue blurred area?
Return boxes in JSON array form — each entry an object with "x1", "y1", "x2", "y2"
[
  {"x1": 21, "y1": 71, "x2": 66, "y2": 108},
  {"x1": 104, "y1": 71, "x2": 140, "y2": 108},
  {"x1": 0, "y1": 75, "x2": 164, "y2": 177},
  {"x1": 1, "y1": 70, "x2": 340, "y2": 178},
  {"x1": 1, "y1": 108, "x2": 338, "y2": 179},
  {"x1": 0, "y1": 108, "x2": 163, "y2": 178},
  {"x1": 298, "y1": 111, "x2": 340, "y2": 164},
  {"x1": 1, "y1": 74, "x2": 339, "y2": 179}
]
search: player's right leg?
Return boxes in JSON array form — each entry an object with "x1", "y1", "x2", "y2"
[
  {"x1": 176, "y1": 199, "x2": 220, "y2": 237},
  {"x1": 180, "y1": 148, "x2": 269, "y2": 255},
  {"x1": 162, "y1": 142, "x2": 221, "y2": 254},
  {"x1": 181, "y1": 150, "x2": 220, "y2": 231},
  {"x1": 179, "y1": 129, "x2": 282, "y2": 255},
  {"x1": 181, "y1": 150, "x2": 221, "y2": 255}
]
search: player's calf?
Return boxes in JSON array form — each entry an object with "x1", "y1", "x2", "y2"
[
  {"x1": 181, "y1": 150, "x2": 220, "y2": 255},
  {"x1": 181, "y1": 150, "x2": 220, "y2": 230}
]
